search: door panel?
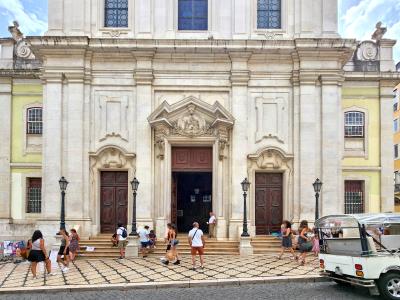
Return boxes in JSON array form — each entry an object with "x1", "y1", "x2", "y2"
[
  {"x1": 100, "y1": 171, "x2": 128, "y2": 233},
  {"x1": 255, "y1": 173, "x2": 283, "y2": 235},
  {"x1": 172, "y1": 147, "x2": 212, "y2": 171}
]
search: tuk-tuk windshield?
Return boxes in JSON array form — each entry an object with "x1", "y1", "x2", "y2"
[{"x1": 315, "y1": 215, "x2": 360, "y2": 231}]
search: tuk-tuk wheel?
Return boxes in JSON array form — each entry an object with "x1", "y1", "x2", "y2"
[{"x1": 378, "y1": 272, "x2": 400, "y2": 300}]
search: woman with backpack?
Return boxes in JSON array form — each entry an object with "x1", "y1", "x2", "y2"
[{"x1": 116, "y1": 223, "x2": 128, "y2": 259}]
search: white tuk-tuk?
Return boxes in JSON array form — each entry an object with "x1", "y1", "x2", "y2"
[{"x1": 316, "y1": 213, "x2": 400, "y2": 299}]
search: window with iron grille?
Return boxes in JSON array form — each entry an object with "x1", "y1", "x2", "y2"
[
  {"x1": 395, "y1": 119, "x2": 399, "y2": 133},
  {"x1": 178, "y1": 0, "x2": 208, "y2": 30},
  {"x1": 257, "y1": 0, "x2": 281, "y2": 29},
  {"x1": 104, "y1": 0, "x2": 128, "y2": 28},
  {"x1": 27, "y1": 178, "x2": 41, "y2": 213},
  {"x1": 395, "y1": 144, "x2": 399, "y2": 159},
  {"x1": 26, "y1": 107, "x2": 43, "y2": 134},
  {"x1": 344, "y1": 111, "x2": 364, "y2": 137},
  {"x1": 394, "y1": 102, "x2": 398, "y2": 112},
  {"x1": 344, "y1": 180, "x2": 364, "y2": 214}
]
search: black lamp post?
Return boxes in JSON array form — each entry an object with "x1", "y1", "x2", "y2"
[
  {"x1": 313, "y1": 178, "x2": 323, "y2": 221},
  {"x1": 130, "y1": 177, "x2": 139, "y2": 236},
  {"x1": 241, "y1": 178, "x2": 250, "y2": 237},
  {"x1": 58, "y1": 176, "x2": 69, "y2": 231}
]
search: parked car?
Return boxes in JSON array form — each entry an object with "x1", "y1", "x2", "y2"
[{"x1": 316, "y1": 213, "x2": 400, "y2": 300}]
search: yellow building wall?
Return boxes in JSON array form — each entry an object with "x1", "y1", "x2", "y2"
[
  {"x1": 11, "y1": 83, "x2": 43, "y2": 163},
  {"x1": 342, "y1": 85, "x2": 381, "y2": 213},
  {"x1": 343, "y1": 171, "x2": 381, "y2": 213},
  {"x1": 342, "y1": 87, "x2": 380, "y2": 167}
]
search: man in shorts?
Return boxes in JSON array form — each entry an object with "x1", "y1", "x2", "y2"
[
  {"x1": 138, "y1": 225, "x2": 150, "y2": 258},
  {"x1": 188, "y1": 222, "x2": 205, "y2": 270},
  {"x1": 116, "y1": 223, "x2": 128, "y2": 259}
]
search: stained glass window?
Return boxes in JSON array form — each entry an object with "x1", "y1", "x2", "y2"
[
  {"x1": 27, "y1": 107, "x2": 43, "y2": 135},
  {"x1": 105, "y1": 0, "x2": 128, "y2": 28},
  {"x1": 257, "y1": 0, "x2": 281, "y2": 29},
  {"x1": 178, "y1": 0, "x2": 208, "y2": 31},
  {"x1": 344, "y1": 111, "x2": 364, "y2": 137}
]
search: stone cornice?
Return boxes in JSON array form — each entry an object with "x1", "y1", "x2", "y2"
[
  {"x1": 28, "y1": 37, "x2": 357, "y2": 54},
  {"x1": 344, "y1": 71, "x2": 400, "y2": 81},
  {"x1": 0, "y1": 69, "x2": 40, "y2": 79}
]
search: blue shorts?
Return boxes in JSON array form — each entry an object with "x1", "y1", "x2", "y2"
[{"x1": 141, "y1": 241, "x2": 150, "y2": 248}]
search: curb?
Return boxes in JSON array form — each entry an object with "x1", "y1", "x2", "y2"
[{"x1": 0, "y1": 275, "x2": 328, "y2": 294}]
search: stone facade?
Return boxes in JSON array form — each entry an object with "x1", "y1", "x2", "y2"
[{"x1": 0, "y1": 0, "x2": 398, "y2": 243}]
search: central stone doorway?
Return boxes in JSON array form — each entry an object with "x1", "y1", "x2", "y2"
[{"x1": 171, "y1": 147, "x2": 212, "y2": 233}]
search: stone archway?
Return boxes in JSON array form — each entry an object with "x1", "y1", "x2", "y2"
[
  {"x1": 148, "y1": 96, "x2": 235, "y2": 238},
  {"x1": 89, "y1": 146, "x2": 136, "y2": 235}
]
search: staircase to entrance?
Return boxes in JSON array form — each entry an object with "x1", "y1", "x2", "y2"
[{"x1": 78, "y1": 234, "x2": 240, "y2": 259}]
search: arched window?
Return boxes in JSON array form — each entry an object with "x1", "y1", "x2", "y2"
[
  {"x1": 257, "y1": 0, "x2": 281, "y2": 29},
  {"x1": 26, "y1": 107, "x2": 43, "y2": 135},
  {"x1": 178, "y1": 0, "x2": 208, "y2": 31},
  {"x1": 344, "y1": 111, "x2": 364, "y2": 137},
  {"x1": 105, "y1": 0, "x2": 128, "y2": 28}
]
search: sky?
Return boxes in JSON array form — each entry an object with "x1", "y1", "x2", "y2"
[{"x1": 0, "y1": 0, "x2": 399, "y2": 62}]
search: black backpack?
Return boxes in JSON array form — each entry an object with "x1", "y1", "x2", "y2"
[{"x1": 121, "y1": 227, "x2": 127, "y2": 238}]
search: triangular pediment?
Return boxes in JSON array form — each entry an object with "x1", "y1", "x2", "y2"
[{"x1": 148, "y1": 96, "x2": 234, "y2": 137}]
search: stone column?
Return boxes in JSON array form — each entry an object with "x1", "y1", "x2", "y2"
[
  {"x1": 65, "y1": 74, "x2": 85, "y2": 221},
  {"x1": 380, "y1": 81, "x2": 396, "y2": 212},
  {"x1": 133, "y1": 51, "x2": 154, "y2": 227},
  {"x1": 229, "y1": 52, "x2": 251, "y2": 239},
  {"x1": 298, "y1": 73, "x2": 319, "y2": 221},
  {"x1": 0, "y1": 78, "x2": 12, "y2": 220},
  {"x1": 321, "y1": 75, "x2": 343, "y2": 216},
  {"x1": 41, "y1": 74, "x2": 64, "y2": 220}
]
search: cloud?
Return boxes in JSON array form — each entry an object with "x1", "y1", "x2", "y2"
[
  {"x1": 339, "y1": 0, "x2": 400, "y2": 62},
  {"x1": 0, "y1": 0, "x2": 47, "y2": 36}
]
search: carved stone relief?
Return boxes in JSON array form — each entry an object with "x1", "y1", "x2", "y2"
[
  {"x1": 255, "y1": 95, "x2": 288, "y2": 144},
  {"x1": 248, "y1": 148, "x2": 293, "y2": 172},
  {"x1": 148, "y1": 96, "x2": 235, "y2": 160},
  {"x1": 89, "y1": 146, "x2": 136, "y2": 182}
]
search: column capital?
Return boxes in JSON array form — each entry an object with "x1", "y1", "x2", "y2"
[
  {"x1": 40, "y1": 72, "x2": 64, "y2": 83},
  {"x1": 320, "y1": 73, "x2": 345, "y2": 85}
]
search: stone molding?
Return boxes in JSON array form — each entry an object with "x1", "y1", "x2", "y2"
[
  {"x1": 247, "y1": 147, "x2": 294, "y2": 171},
  {"x1": 89, "y1": 145, "x2": 136, "y2": 171},
  {"x1": 148, "y1": 96, "x2": 235, "y2": 160}
]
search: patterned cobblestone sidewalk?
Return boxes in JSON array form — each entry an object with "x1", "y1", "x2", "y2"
[{"x1": 0, "y1": 255, "x2": 319, "y2": 291}]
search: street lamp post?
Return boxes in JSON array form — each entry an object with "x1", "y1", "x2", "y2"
[
  {"x1": 241, "y1": 178, "x2": 250, "y2": 237},
  {"x1": 58, "y1": 176, "x2": 69, "y2": 231},
  {"x1": 130, "y1": 177, "x2": 139, "y2": 236},
  {"x1": 313, "y1": 178, "x2": 323, "y2": 221}
]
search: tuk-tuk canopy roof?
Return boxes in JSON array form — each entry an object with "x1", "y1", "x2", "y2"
[{"x1": 315, "y1": 213, "x2": 400, "y2": 229}]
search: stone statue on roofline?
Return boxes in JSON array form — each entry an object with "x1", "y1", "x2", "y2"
[
  {"x1": 8, "y1": 21, "x2": 23, "y2": 42},
  {"x1": 371, "y1": 21, "x2": 387, "y2": 41}
]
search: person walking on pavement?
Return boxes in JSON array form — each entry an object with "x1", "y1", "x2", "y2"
[
  {"x1": 207, "y1": 212, "x2": 217, "y2": 239},
  {"x1": 277, "y1": 220, "x2": 297, "y2": 260},
  {"x1": 57, "y1": 228, "x2": 70, "y2": 272},
  {"x1": 188, "y1": 222, "x2": 205, "y2": 271},
  {"x1": 138, "y1": 225, "x2": 151, "y2": 258},
  {"x1": 116, "y1": 223, "x2": 128, "y2": 259},
  {"x1": 27, "y1": 230, "x2": 53, "y2": 279}
]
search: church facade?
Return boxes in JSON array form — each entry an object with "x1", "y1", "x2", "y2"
[{"x1": 0, "y1": 0, "x2": 398, "y2": 242}]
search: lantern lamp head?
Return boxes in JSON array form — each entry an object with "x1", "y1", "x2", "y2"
[
  {"x1": 130, "y1": 177, "x2": 139, "y2": 192},
  {"x1": 241, "y1": 178, "x2": 250, "y2": 192},
  {"x1": 59, "y1": 176, "x2": 69, "y2": 192},
  {"x1": 313, "y1": 178, "x2": 323, "y2": 193}
]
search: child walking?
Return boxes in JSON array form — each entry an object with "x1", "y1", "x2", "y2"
[
  {"x1": 277, "y1": 220, "x2": 297, "y2": 260},
  {"x1": 312, "y1": 228, "x2": 320, "y2": 256}
]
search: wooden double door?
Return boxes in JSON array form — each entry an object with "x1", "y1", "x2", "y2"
[
  {"x1": 100, "y1": 171, "x2": 128, "y2": 233},
  {"x1": 255, "y1": 173, "x2": 283, "y2": 235}
]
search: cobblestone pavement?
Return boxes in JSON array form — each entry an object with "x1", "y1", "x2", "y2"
[
  {"x1": 0, "y1": 281, "x2": 379, "y2": 300},
  {"x1": 0, "y1": 255, "x2": 318, "y2": 290}
]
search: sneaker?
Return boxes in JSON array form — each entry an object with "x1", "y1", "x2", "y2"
[
  {"x1": 191, "y1": 267, "x2": 196, "y2": 271},
  {"x1": 119, "y1": 256, "x2": 124, "y2": 260},
  {"x1": 173, "y1": 260, "x2": 180, "y2": 265},
  {"x1": 62, "y1": 267, "x2": 69, "y2": 272},
  {"x1": 161, "y1": 260, "x2": 169, "y2": 265}
]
